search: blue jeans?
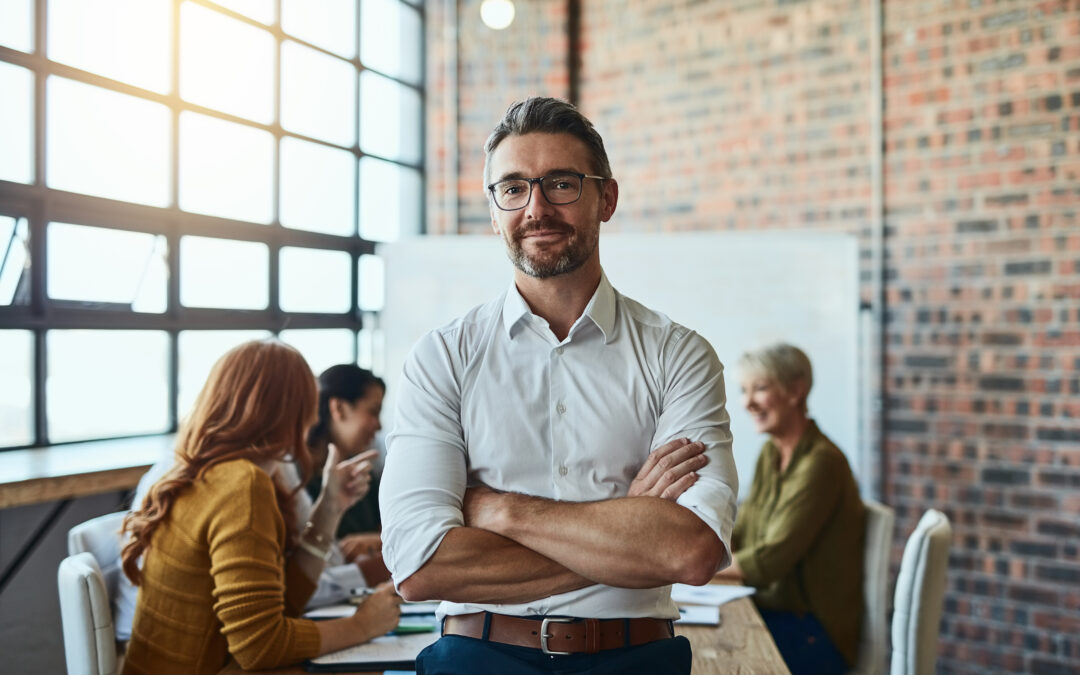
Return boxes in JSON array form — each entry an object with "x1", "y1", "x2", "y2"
[
  {"x1": 758, "y1": 609, "x2": 849, "y2": 675},
  {"x1": 415, "y1": 634, "x2": 692, "y2": 675}
]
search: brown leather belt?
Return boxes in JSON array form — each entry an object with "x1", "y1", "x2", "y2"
[{"x1": 442, "y1": 612, "x2": 674, "y2": 655}]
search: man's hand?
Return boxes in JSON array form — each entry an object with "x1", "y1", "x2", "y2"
[{"x1": 628, "y1": 437, "x2": 707, "y2": 500}]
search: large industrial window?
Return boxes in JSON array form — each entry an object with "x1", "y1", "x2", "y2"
[{"x1": 0, "y1": 0, "x2": 424, "y2": 449}]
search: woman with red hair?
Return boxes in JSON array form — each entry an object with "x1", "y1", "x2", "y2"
[{"x1": 120, "y1": 340, "x2": 401, "y2": 674}]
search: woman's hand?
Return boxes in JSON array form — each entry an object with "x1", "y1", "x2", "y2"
[
  {"x1": 340, "y1": 532, "x2": 382, "y2": 561},
  {"x1": 320, "y1": 444, "x2": 377, "y2": 516},
  {"x1": 351, "y1": 582, "x2": 403, "y2": 642}
]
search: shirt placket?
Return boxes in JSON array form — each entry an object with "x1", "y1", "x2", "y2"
[{"x1": 548, "y1": 342, "x2": 570, "y2": 500}]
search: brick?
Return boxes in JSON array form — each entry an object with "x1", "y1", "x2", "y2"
[
  {"x1": 979, "y1": 376, "x2": 1025, "y2": 392},
  {"x1": 982, "y1": 468, "x2": 1031, "y2": 485}
]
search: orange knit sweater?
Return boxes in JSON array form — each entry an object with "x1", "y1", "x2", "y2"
[{"x1": 122, "y1": 459, "x2": 321, "y2": 675}]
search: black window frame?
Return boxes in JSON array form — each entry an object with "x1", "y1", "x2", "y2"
[{"x1": 0, "y1": 0, "x2": 426, "y2": 450}]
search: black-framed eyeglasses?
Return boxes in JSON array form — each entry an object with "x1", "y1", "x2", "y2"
[{"x1": 486, "y1": 172, "x2": 606, "y2": 211}]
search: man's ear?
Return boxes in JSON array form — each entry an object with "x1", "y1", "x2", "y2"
[{"x1": 600, "y1": 178, "x2": 619, "y2": 222}]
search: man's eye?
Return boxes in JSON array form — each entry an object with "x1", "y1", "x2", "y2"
[
  {"x1": 501, "y1": 184, "x2": 523, "y2": 195},
  {"x1": 551, "y1": 181, "x2": 573, "y2": 190}
]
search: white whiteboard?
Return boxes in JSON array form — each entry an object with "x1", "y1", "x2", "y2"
[{"x1": 379, "y1": 232, "x2": 861, "y2": 498}]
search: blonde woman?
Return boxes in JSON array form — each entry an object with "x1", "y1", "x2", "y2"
[
  {"x1": 120, "y1": 340, "x2": 401, "y2": 674},
  {"x1": 717, "y1": 342, "x2": 865, "y2": 675}
]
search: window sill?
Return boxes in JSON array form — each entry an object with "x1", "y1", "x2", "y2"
[{"x1": 0, "y1": 435, "x2": 174, "y2": 509}]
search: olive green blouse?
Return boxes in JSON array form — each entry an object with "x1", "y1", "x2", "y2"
[{"x1": 732, "y1": 420, "x2": 866, "y2": 666}]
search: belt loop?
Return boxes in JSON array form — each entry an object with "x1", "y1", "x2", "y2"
[
  {"x1": 666, "y1": 619, "x2": 674, "y2": 638},
  {"x1": 623, "y1": 618, "x2": 631, "y2": 648},
  {"x1": 440, "y1": 617, "x2": 447, "y2": 637},
  {"x1": 482, "y1": 612, "x2": 492, "y2": 641}
]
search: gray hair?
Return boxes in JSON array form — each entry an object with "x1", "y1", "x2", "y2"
[
  {"x1": 483, "y1": 97, "x2": 612, "y2": 185},
  {"x1": 737, "y1": 342, "x2": 814, "y2": 413}
]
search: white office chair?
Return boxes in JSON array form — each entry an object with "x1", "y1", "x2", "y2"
[
  {"x1": 58, "y1": 552, "x2": 120, "y2": 675},
  {"x1": 891, "y1": 509, "x2": 952, "y2": 675},
  {"x1": 67, "y1": 511, "x2": 127, "y2": 602},
  {"x1": 61, "y1": 511, "x2": 128, "y2": 675},
  {"x1": 850, "y1": 499, "x2": 895, "y2": 675}
]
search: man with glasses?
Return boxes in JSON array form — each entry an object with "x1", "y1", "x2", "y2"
[{"x1": 381, "y1": 97, "x2": 738, "y2": 674}]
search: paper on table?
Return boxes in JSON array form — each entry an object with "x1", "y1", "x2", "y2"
[
  {"x1": 304, "y1": 603, "x2": 353, "y2": 619},
  {"x1": 676, "y1": 604, "x2": 721, "y2": 625},
  {"x1": 670, "y1": 583, "x2": 755, "y2": 607},
  {"x1": 309, "y1": 631, "x2": 439, "y2": 665}
]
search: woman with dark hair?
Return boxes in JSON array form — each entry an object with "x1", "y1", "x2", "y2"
[
  {"x1": 306, "y1": 364, "x2": 386, "y2": 564},
  {"x1": 120, "y1": 340, "x2": 401, "y2": 675}
]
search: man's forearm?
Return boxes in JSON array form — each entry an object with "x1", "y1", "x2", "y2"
[
  {"x1": 396, "y1": 526, "x2": 593, "y2": 603},
  {"x1": 474, "y1": 492, "x2": 725, "y2": 588}
]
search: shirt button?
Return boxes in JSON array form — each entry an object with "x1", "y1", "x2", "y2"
[
  {"x1": 559, "y1": 465, "x2": 568, "y2": 476},
  {"x1": 556, "y1": 403, "x2": 566, "y2": 414},
  {"x1": 555, "y1": 347, "x2": 563, "y2": 355}
]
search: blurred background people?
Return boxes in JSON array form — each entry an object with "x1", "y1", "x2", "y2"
[
  {"x1": 119, "y1": 340, "x2": 400, "y2": 675},
  {"x1": 305, "y1": 364, "x2": 387, "y2": 576},
  {"x1": 716, "y1": 342, "x2": 865, "y2": 675}
]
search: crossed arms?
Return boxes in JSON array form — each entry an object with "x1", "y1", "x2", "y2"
[{"x1": 395, "y1": 438, "x2": 726, "y2": 604}]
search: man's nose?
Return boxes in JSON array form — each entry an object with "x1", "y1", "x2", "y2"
[{"x1": 524, "y1": 181, "x2": 554, "y2": 218}]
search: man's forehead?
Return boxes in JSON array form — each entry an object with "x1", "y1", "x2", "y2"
[{"x1": 488, "y1": 132, "x2": 591, "y2": 176}]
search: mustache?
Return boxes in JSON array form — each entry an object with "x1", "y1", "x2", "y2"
[{"x1": 514, "y1": 220, "x2": 573, "y2": 239}]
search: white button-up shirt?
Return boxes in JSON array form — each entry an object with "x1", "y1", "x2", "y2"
[{"x1": 381, "y1": 271, "x2": 738, "y2": 620}]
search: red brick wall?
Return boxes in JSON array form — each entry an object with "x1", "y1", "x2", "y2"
[
  {"x1": 425, "y1": 1, "x2": 1080, "y2": 672},
  {"x1": 882, "y1": 2, "x2": 1080, "y2": 672}
]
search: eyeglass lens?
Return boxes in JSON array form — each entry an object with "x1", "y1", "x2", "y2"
[{"x1": 492, "y1": 173, "x2": 582, "y2": 210}]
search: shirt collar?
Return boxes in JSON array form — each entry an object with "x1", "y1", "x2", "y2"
[{"x1": 501, "y1": 270, "x2": 618, "y2": 343}]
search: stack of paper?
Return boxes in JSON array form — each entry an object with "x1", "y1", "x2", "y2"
[{"x1": 672, "y1": 583, "x2": 755, "y2": 626}]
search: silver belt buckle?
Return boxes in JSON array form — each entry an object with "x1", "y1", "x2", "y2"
[{"x1": 539, "y1": 616, "x2": 575, "y2": 655}]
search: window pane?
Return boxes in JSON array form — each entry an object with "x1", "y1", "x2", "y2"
[
  {"x1": 357, "y1": 254, "x2": 384, "y2": 312},
  {"x1": 0, "y1": 62, "x2": 34, "y2": 184},
  {"x1": 357, "y1": 318, "x2": 384, "y2": 373},
  {"x1": 361, "y1": 0, "x2": 422, "y2": 85},
  {"x1": 46, "y1": 330, "x2": 169, "y2": 443},
  {"x1": 177, "y1": 329, "x2": 270, "y2": 417},
  {"x1": 281, "y1": 40, "x2": 356, "y2": 147},
  {"x1": 179, "y1": 111, "x2": 274, "y2": 223},
  {"x1": 180, "y1": 1, "x2": 274, "y2": 123},
  {"x1": 0, "y1": 215, "x2": 30, "y2": 306},
  {"x1": 279, "y1": 247, "x2": 351, "y2": 313},
  {"x1": 212, "y1": 0, "x2": 274, "y2": 25},
  {"x1": 359, "y1": 157, "x2": 421, "y2": 242},
  {"x1": 0, "y1": 329, "x2": 33, "y2": 447},
  {"x1": 47, "y1": 222, "x2": 167, "y2": 313},
  {"x1": 46, "y1": 76, "x2": 171, "y2": 207},
  {"x1": 180, "y1": 236, "x2": 268, "y2": 309},
  {"x1": 281, "y1": 0, "x2": 356, "y2": 59},
  {"x1": 48, "y1": 0, "x2": 171, "y2": 94},
  {"x1": 279, "y1": 329, "x2": 354, "y2": 376},
  {"x1": 0, "y1": 0, "x2": 34, "y2": 53},
  {"x1": 280, "y1": 137, "x2": 355, "y2": 236},
  {"x1": 360, "y1": 71, "x2": 421, "y2": 164}
]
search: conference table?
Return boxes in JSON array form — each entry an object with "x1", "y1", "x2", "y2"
[{"x1": 223, "y1": 594, "x2": 790, "y2": 675}]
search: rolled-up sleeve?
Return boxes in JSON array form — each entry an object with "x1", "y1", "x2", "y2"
[
  {"x1": 653, "y1": 329, "x2": 739, "y2": 570},
  {"x1": 380, "y1": 330, "x2": 469, "y2": 589}
]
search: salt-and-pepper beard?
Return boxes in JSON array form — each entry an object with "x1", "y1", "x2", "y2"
[{"x1": 503, "y1": 219, "x2": 599, "y2": 279}]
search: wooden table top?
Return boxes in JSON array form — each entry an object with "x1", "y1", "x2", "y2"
[
  {"x1": 0, "y1": 435, "x2": 172, "y2": 508},
  {"x1": 222, "y1": 596, "x2": 790, "y2": 675}
]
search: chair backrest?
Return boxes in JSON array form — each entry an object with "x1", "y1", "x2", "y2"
[
  {"x1": 67, "y1": 511, "x2": 127, "y2": 617},
  {"x1": 891, "y1": 509, "x2": 952, "y2": 675},
  {"x1": 58, "y1": 552, "x2": 120, "y2": 675},
  {"x1": 850, "y1": 499, "x2": 895, "y2": 675}
]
